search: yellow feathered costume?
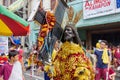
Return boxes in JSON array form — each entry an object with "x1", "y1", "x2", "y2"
[{"x1": 45, "y1": 41, "x2": 94, "y2": 80}]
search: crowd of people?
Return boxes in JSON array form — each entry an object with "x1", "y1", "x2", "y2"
[
  {"x1": 85, "y1": 40, "x2": 120, "y2": 80},
  {"x1": 0, "y1": 45, "x2": 24, "y2": 80}
]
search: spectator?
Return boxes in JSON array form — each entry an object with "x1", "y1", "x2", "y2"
[
  {"x1": 0, "y1": 53, "x2": 8, "y2": 65},
  {"x1": 0, "y1": 50, "x2": 23, "y2": 80},
  {"x1": 94, "y1": 40, "x2": 110, "y2": 80},
  {"x1": 109, "y1": 67, "x2": 116, "y2": 80},
  {"x1": 18, "y1": 45, "x2": 25, "y2": 72},
  {"x1": 114, "y1": 45, "x2": 120, "y2": 69}
]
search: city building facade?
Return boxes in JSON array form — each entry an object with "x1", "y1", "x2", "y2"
[{"x1": 65, "y1": 0, "x2": 120, "y2": 48}]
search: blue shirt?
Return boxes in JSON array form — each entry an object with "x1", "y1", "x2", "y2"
[
  {"x1": 12, "y1": 36, "x2": 21, "y2": 45},
  {"x1": 94, "y1": 49, "x2": 109, "y2": 68}
]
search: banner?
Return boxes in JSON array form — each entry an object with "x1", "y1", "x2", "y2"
[
  {"x1": 83, "y1": 0, "x2": 115, "y2": 19},
  {"x1": 0, "y1": 36, "x2": 8, "y2": 55}
]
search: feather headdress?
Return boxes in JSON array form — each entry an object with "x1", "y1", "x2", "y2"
[{"x1": 67, "y1": 6, "x2": 83, "y2": 26}]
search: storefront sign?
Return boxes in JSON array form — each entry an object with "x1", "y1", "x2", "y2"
[
  {"x1": 83, "y1": 0, "x2": 115, "y2": 19},
  {"x1": 67, "y1": 0, "x2": 120, "y2": 28},
  {"x1": 0, "y1": 36, "x2": 8, "y2": 55}
]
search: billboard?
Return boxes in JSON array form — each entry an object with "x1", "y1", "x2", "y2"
[{"x1": 83, "y1": 0, "x2": 115, "y2": 19}]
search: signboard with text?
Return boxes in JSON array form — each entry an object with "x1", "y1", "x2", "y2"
[
  {"x1": 0, "y1": 36, "x2": 8, "y2": 55},
  {"x1": 83, "y1": 0, "x2": 115, "y2": 19}
]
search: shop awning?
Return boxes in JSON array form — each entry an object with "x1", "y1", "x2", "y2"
[{"x1": 0, "y1": 5, "x2": 29, "y2": 27}]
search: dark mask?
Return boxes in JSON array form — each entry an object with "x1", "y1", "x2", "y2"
[{"x1": 64, "y1": 27, "x2": 75, "y2": 42}]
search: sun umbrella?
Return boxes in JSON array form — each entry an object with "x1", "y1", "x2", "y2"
[
  {"x1": 0, "y1": 5, "x2": 29, "y2": 36},
  {"x1": 0, "y1": 14, "x2": 29, "y2": 36}
]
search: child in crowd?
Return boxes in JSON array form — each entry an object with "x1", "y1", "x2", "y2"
[
  {"x1": 0, "y1": 50, "x2": 23, "y2": 80},
  {"x1": 0, "y1": 53, "x2": 8, "y2": 65}
]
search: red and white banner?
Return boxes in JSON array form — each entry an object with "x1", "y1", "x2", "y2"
[{"x1": 83, "y1": 0, "x2": 115, "y2": 19}]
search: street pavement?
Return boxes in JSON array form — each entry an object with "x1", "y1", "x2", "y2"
[
  {"x1": 24, "y1": 67, "x2": 120, "y2": 80},
  {"x1": 24, "y1": 70, "x2": 44, "y2": 80}
]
